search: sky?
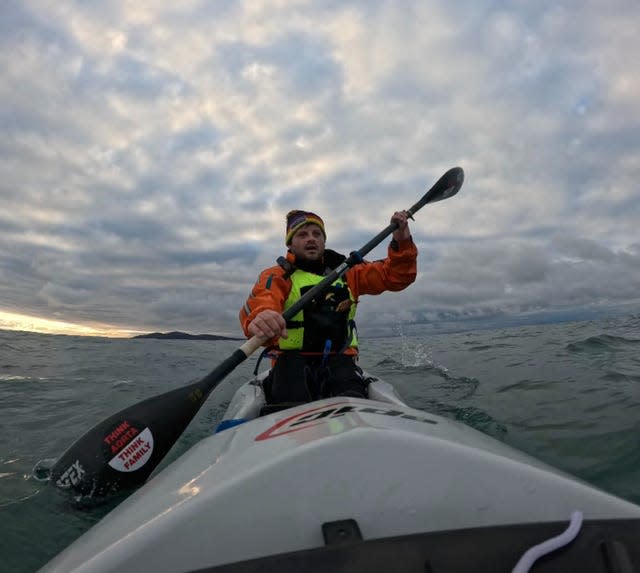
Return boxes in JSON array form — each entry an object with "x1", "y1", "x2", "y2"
[{"x1": 1, "y1": 0, "x2": 639, "y2": 338}]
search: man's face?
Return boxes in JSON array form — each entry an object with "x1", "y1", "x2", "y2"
[{"x1": 289, "y1": 223, "x2": 325, "y2": 261}]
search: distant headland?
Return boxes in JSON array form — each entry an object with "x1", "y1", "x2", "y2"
[{"x1": 132, "y1": 331, "x2": 243, "y2": 341}]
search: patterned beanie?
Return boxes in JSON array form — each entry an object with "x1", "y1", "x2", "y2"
[{"x1": 285, "y1": 210, "x2": 326, "y2": 245}]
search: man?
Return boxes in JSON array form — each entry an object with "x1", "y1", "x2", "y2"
[{"x1": 239, "y1": 209, "x2": 417, "y2": 404}]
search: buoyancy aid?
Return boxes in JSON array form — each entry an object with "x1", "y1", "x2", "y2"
[{"x1": 279, "y1": 268, "x2": 358, "y2": 353}]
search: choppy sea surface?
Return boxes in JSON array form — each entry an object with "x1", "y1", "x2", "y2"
[{"x1": 1, "y1": 315, "x2": 639, "y2": 572}]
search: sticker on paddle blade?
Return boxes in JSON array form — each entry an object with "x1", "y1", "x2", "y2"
[
  {"x1": 102, "y1": 419, "x2": 155, "y2": 473},
  {"x1": 55, "y1": 459, "x2": 87, "y2": 489}
]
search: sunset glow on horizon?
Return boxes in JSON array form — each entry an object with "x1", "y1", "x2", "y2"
[{"x1": 0, "y1": 310, "x2": 144, "y2": 338}]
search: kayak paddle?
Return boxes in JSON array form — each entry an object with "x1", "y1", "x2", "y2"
[{"x1": 49, "y1": 166, "x2": 464, "y2": 501}]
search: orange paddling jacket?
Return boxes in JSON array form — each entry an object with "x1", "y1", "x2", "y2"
[{"x1": 239, "y1": 237, "x2": 418, "y2": 355}]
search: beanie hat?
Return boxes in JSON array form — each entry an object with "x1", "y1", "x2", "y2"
[{"x1": 285, "y1": 210, "x2": 326, "y2": 245}]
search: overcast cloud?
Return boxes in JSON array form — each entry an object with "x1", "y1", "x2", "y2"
[{"x1": 1, "y1": 0, "x2": 639, "y2": 337}]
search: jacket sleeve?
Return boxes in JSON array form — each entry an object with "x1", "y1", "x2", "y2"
[
  {"x1": 239, "y1": 265, "x2": 291, "y2": 341},
  {"x1": 346, "y1": 237, "x2": 418, "y2": 299}
]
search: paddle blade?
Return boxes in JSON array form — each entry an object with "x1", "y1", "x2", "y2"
[
  {"x1": 49, "y1": 348, "x2": 249, "y2": 501},
  {"x1": 49, "y1": 387, "x2": 201, "y2": 500},
  {"x1": 409, "y1": 166, "x2": 464, "y2": 213}
]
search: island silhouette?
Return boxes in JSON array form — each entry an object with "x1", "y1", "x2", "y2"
[{"x1": 133, "y1": 331, "x2": 243, "y2": 341}]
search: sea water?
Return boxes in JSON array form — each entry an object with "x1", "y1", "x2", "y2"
[{"x1": 1, "y1": 315, "x2": 639, "y2": 572}]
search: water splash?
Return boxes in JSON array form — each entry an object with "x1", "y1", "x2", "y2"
[
  {"x1": 395, "y1": 326, "x2": 443, "y2": 369},
  {"x1": 32, "y1": 458, "x2": 56, "y2": 483}
]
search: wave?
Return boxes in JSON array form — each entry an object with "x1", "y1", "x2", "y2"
[
  {"x1": 408, "y1": 398, "x2": 508, "y2": 440},
  {"x1": 374, "y1": 357, "x2": 404, "y2": 368},
  {"x1": 463, "y1": 342, "x2": 517, "y2": 351},
  {"x1": 0, "y1": 374, "x2": 44, "y2": 382},
  {"x1": 566, "y1": 333, "x2": 640, "y2": 353},
  {"x1": 496, "y1": 378, "x2": 557, "y2": 393}
]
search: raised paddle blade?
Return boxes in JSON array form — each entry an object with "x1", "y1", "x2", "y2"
[
  {"x1": 408, "y1": 166, "x2": 464, "y2": 213},
  {"x1": 348, "y1": 167, "x2": 464, "y2": 264}
]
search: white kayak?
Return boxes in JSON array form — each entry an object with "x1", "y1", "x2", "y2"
[{"x1": 41, "y1": 371, "x2": 640, "y2": 572}]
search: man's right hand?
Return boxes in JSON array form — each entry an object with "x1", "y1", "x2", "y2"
[{"x1": 248, "y1": 309, "x2": 288, "y2": 340}]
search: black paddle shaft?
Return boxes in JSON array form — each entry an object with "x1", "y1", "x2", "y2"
[{"x1": 49, "y1": 166, "x2": 464, "y2": 500}]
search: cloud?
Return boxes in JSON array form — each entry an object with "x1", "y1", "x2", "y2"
[{"x1": 1, "y1": 0, "x2": 639, "y2": 337}]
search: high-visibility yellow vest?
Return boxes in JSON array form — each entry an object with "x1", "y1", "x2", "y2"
[{"x1": 279, "y1": 269, "x2": 358, "y2": 352}]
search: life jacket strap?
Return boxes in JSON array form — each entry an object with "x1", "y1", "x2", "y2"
[
  {"x1": 276, "y1": 256, "x2": 296, "y2": 280},
  {"x1": 253, "y1": 345, "x2": 279, "y2": 375}
]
